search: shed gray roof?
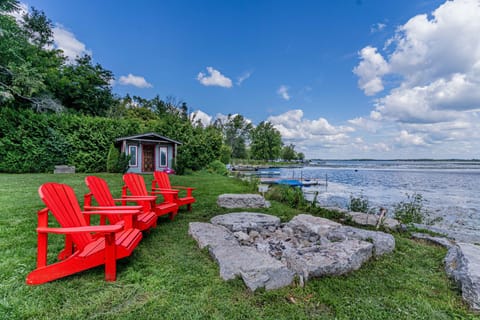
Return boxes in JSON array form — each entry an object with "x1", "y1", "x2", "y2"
[{"x1": 115, "y1": 132, "x2": 182, "y2": 145}]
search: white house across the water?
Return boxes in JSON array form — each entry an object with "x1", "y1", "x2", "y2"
[{"x1": 116, "y1": 133, "x2": 181, "y2": 173}]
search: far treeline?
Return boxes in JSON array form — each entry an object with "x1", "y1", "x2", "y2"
[{"x1": 0, "y1": 1, "x2": 304, "y2": 174}]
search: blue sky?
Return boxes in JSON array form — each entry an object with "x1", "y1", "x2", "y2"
[{"x1": 22, "y1": 0, "x2": 480, "y2": 159}]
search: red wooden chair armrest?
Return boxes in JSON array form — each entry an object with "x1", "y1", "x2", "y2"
[
  {"x1": 116, "y1": 196, "x2": 157, "y2": 201},
  {"x1": 151, "y1": 189, "x2": 179, "y2": 194},
  {"x1": 171, "y1": 186, "x2": 196, "y2": 190},
  {"x1": 84, "y1": 205, "x2": 143, "y2": 211},
  {"x1": 37, "y1": 225, "x2": 123, "y2": 234},
  {"x1": 82, "y1": 210, "x2": 140, "y2": 216}
]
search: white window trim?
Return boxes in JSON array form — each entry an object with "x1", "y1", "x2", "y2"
[
  {"x1": 128, "y1": 145, "x2": 138, "y2": 167},
  {"x1": 159, "y1": 146, "x2": 168, "y2": 167}
]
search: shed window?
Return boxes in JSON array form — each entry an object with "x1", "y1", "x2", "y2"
[
  {"x1": 159, "y1": 147, "x2": 167, "y2": 167},
  {"x1": 128, "y1": 145, "x2": 138, "y2": 167}
]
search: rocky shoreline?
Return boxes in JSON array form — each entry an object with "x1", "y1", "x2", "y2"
[
  {"x1": 194, "y1": 193, "x2": 480, "y2": 312},
  {"x1": 189, "y1": 212, "x2": 395, "y2": 291}
]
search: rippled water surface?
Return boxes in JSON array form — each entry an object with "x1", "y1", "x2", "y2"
[{"x1": 278, "y1": 160, "x2": 480, "y2": 232}]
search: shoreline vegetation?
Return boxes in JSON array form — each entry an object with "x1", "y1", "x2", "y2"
[{"x1": 0, "y1": 171, "x2": 477, "y2": 319}]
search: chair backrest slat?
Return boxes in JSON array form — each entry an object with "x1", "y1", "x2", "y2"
[
  {"x1": 123, "y1": 173, "x2": 148, "y2": 196},
  {"x1": 154, "y1": 171, "x2": 172, "y2": 189},
  {"x1": 85, "y1": 176, "x2": 121, "y2": 224},
  {"x1": 39, "y1": 183, "x2": 93, "y2": 250}
]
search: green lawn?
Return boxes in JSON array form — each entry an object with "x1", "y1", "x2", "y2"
[{"x1": 0, "y1": 172, "x2": 475, "y2": 319}]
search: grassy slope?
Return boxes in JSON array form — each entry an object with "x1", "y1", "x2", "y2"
[{"x1": 0, "y1": 172, "x2": 476, "y2": 319}]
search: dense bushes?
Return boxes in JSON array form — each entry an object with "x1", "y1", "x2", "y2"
[{"x1": 0, "y1": 107, "x2": 222, "y2": 173}]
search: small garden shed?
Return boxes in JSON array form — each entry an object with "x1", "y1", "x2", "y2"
[{"x1": 116, "y1": 133, "x2": 181, "y2": 173}]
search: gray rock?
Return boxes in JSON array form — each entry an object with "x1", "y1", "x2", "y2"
[
  {"x1": 233, "y1": 231, "x2": 251, "y2": 244},
  {"x1": 190, "y1": 213, "x2": 395, "y2": 291},
  {"x1": 217, "y1": 193, "x2": 271, "y2": 209},
  {"x1": 286, "y1": 214, "x2": 395, "y2": 256},
  {"x1": 284, "y1": 240, "x2": 373, "y2": 280},
  {"x1": 346, "y1": 211, "x2": 400, "y2": 231},
  {"x1": 411, "y1": 233, "x2": 454, "y2": 249},
  {"x1": 188, "y1": 222, "x2": 238, "y2": 249},
  {"x1": 209, "y1": 242, "x2": 294, "y2": 291},
  {"x1": 189, "y1": 221, "x2": 294, "y2": 291},
  {"x1": 445, "y1": 243, "x2": 480, "y2": 311},
  {"x1": 414, "y1": 224, "x2": 480, "y2": 244},
  {"x1": 53, "y1": 165, "x2": 75, "y2": 174},
  {"x1": 211, "y1": 212, "x2": 280, "y2": 233},
  {"x1": 286, "y1": 214, "x2": 342, "y2": 237},
  {"x1": 333, "y1": 226, "x2": 395, "y2": 256}
]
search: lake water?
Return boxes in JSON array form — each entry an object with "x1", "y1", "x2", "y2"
[{"x1": 277, "y1": 160, "x2": 480, "y2": 233}]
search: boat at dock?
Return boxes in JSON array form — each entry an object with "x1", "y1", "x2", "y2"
[{"x1": 260, "y1": 177, "x2": 324, "y2": 187}]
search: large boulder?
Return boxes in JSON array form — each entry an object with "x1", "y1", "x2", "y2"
[
  {"x1": 445, "y1": 243, "x2": 480, "y2": 311},
  {"x1": 188, "y1": 222, "x2": 237, "y2": 249},
  {"x1": 284, "y1": 240, "x2": 373, "y2": 280},
  {"x1": 209, "y1": 245, "x2": 294, "y2": 291},
  {"x1": 188, "y1": 221, "x2": 294, "y2": 291},
  {"x1": 346, "y1": 211, "x2": 400, "y2": 231},
  {"x1": 331, "y1": 226, "x2": 395, "y2": 256},
  {"x1": 286, "y1": 214, "x2": 342, "y2": 237},
  {"x1": 217, "y1": 194, "x2": 270, "y2": 209},
  {"x1": 211, "y1": 212, "x2": 280, "y2": 233}
]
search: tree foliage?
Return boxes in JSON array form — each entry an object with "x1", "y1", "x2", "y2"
[
  {"x1": 0, "y1": 4, "x2": 294, "y2": 173},
  {"x1": 215, "y1": 114, "x2": 252, "y2": 159},
  {"x1": 250, "y1": 121, "x2": 282, "y2": 160},
  {"x1": 0, "y1": 5, "x2": 113, "y2": 114}
]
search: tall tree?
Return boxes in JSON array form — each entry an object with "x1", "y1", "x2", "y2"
[
  {"x1": 22, "y1": 7, "x2": 54, "y2": 47},
  {"x1": 281, "y1": 144, "x2": 297, "y2": 161},
  {"x1": 250, "y1": 121, "x2": 282, "y2": 161},
  {"x1": 52, "y1": 55, "x2": 115, "y2": 116},
  {"x1": 0, "y1": 5, "x2": 64, "y2": 111},
  {"x1": 0, "y1": 0, "x2": 20, "y2": 13},
  {"x1": 217, "y1": 114, "x2": 252, "y2": 159}
]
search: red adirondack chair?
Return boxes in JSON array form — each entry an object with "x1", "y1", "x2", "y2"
[
  {"x1": 84, "y1": 176, "x2": 157, "y2": 231},
  {"x1": 26, "y1": 183, "x2": 143, "y2": 285},
  {"x1": 152, "y1": 170, "x2": 196, "y2": 211},
  {"x1": 122, "y1": 173, "x2": 179, "y2": 220}
]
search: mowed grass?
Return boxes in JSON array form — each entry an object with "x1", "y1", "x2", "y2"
[{"x1": 0, "y1": 172, "x2": 476, "y2": 319}]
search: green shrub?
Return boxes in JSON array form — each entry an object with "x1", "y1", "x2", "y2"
[
  {"x1": 106, "y1": 144, "x2": 120, "y2": 172},
  {"x1": 348, "y1": 193, "x2": 369, "y2": 213},
  {"x1": 266, "y1": 185, "x2": 307, "y2": 208},
  {"x1": 106, "y1": 144, "x2": 131, "y2": 173},
  {"x1": 117, "y1": 152, "x2": 131, "y2": 173},
  {"x1": 207, "y1": 160, "x2": 228, "y2": 175},
  {"x1": 394, "y1": 192, "x2": 427, "y2": 224}
]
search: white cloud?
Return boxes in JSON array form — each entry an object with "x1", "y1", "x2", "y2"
[
  {"x1": 236, "y1": 71, "x2": 252, "y2": 85},
  {"x1": 268, "y1": 109, "x2": 354, "y2": 148},
  {"x1": 355, "y1": 0, "x2": 480, "y2": 115},
  {"x1": 197, "y1": 67, "x2": 233, "y2": 88},
  {"x1": 53, "y1": 24, "x2": 92, "y2": 61},
  {"x1": 118, "y1": 74, "x2": 153, "y2": 88},
  {"x1": 214, "y1": 113, "x2": 253, "y2": 125},
  {"x1": 370, "y1": 22, "x2": 386, "y2": 33},
  {"x1": 190, "y1": 110, "x2": 212, "y2": 126},
  {"x1": 277, "y1": 85, "x2": 291, "y2": 100},
  {"x1": 353, "y1": 46, "x2": 389, "y2": 96},
  {"x1": 350, "y1": 0, "x2": 480, "y2": 158},
  {"x1": 8, "y1": 4, "x2": 92, "y2": 61},
  {"x1": 395, "y1": 130, "x2": 427, "y2": 146}
]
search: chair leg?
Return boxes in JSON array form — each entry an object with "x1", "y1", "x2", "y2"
[{"x1": 104, "y1": 234, "x2": 117, "y2": 281}]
